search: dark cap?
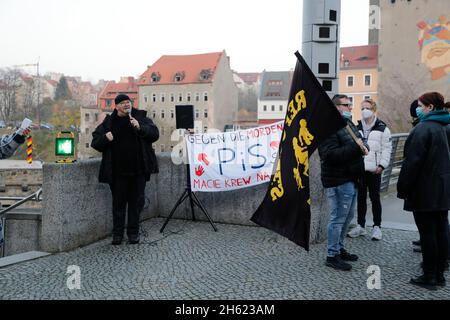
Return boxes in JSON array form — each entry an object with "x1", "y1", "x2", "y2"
[{"x1": 114, "y1": 94, "x2": 131, "y2": 105}]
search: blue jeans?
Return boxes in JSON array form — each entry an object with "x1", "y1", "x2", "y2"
[{"x1": 326, "y1": 181, "x2": 357, "y2": 257}]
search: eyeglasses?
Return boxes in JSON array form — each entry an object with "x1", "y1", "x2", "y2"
[{"x1": 338, "y1": 103, "x2": 352, "y2": 107}]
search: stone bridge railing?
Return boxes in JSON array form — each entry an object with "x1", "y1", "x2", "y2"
[{"x1": 40, "y1": 152, "x2": 331, "y2": 253}]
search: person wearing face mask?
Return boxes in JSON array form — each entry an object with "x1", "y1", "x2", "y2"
[
  {"x1": 347, "y1": 99, "x2": 392, "y2": 241},
  {"x1": 397, "y1": 92, "x2": 450, "y2": 290},
  {"x1": 318, "y1": 94, "x2": 369, "y2": 271}
]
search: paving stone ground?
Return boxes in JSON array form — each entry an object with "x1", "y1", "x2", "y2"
[{"x1": 0, "y1": 217, "x2": 448, "y2": 300}]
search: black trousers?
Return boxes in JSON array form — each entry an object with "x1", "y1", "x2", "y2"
[
  {"x1": 413, "y1": 211, "x2": 449, "y2": 275},
  {"x1": 357, "y1": 172, "x2": 382, "y2": 227},
  {"x1": 109, "y1": 175, "x2": 146, "y2": 237}
]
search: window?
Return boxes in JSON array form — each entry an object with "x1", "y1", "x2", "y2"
[
  {"x1": 271, "y1": 105, "x2": 275, "y2": 111},
  {"x1": 347, "y1": 76, "x2": 354, "y2": 87},
  {"x1": 152, "y1": 110, "x2": 156, "y2": 119},
  {"x1": 204, "y1": 109, "x2": 208, "y2": 118},
  {"x1": 329, "y1": 10, "x2": 337, "y2": 22},
  {"x1": 319, "y1": 27, "x2": 330, "y2": 38},
  {"x1": 279, "y1": 105, "x2": 283, "y2": 111},
  {"x1": 174, "y1": 71, "x2": 185, "y2": 82},
  {"x1": 152, "y1": 94, "x2": 156, "y2": 103},
  {"x1": 160, "y1": 144, "x2": 165, "y2": 152},
  {"x1": 195, "y1": 93, "x2": 200, "y2": 101},
  {"x1": 322, "y1": 80, "x2": 332, "y2": 91},
  {"x1": 85, "y1": 143, "x2": 89, "y2": 149},
  {"x1": 204, "y1": 126, "x2": 208, "y2": 133},
  {"x1": 170, "y1": 93, "x2": 175, "y2": 102},
  {"x1": 144, "y1": 95, "x2": 148, "y2": 103},
  {"x1": 263, "y1": 105, "x2": 267, "y2": 111},
  {"x1": 94, "y1": 113, "x2": 98, "y2": 122},
  {"x1": 85, "y1": 113, "x2": 90, "y2": 122},
  {"x1": 204, "y1": 92, "x2": 208, "y2": 101},
  {"x1": 106, "y1": 99, "x2": 111, "y2": 107},
  {"x1": 348, "y1": 96, "x2": 354, "y2": 105},
  {"x1": 200, "y1": 69, "x2": 211, "y2": 80},
  {"x1": 364, "y1": 95, "x2": 371, "y2": 100},
  {"x1": 364, "y1": 75, "x2": 372, "y2": 86},
  {"x1": 161, "y1": 110, "x2": 165, "y2": 119},
  {"x1": 161, "y1": 93, "x2": 165, "y2": 102},
  {"x1": 268, "y1": 80, "x2": 282, "y2": 86},
  {"x1": 187, "y1": 92, "x2": 191, "y2": 102},
  {"x1": 170, "y1": 109, "x2": 174, "y2": 119},
  {"x1": 151, "y1": 72, "x2": 161, "y2": 82},
  {"x1": 195, "y1": 109, "x2": 199, "y2": 118},
  {"x1": 178, "y1": 93, "x2": 183, "y2": 102},
  {"x1": 318, "y1": 63, "x2": 329, "y2": 74}
]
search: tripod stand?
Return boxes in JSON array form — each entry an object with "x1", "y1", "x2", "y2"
[{"x1": 160, "y1": 163, "x2": 218, "y2": 233}]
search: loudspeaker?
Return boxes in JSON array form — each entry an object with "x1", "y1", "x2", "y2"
[{"x1": 175, "y1": 105, "x2": 194, "y2": 129}]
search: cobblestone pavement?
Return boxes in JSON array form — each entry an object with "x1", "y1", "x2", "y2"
[{"x1": 0, "y1": 218, "x2": 448, "y2": 300}]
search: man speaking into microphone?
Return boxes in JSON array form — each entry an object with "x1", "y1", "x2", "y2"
[{"x1": 91, "y1": 94, "x2": 159, "y2": 245}]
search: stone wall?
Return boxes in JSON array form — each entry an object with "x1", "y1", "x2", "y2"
[{"x1": 39, "y1": 153, "x2": 330, "y2": 253}]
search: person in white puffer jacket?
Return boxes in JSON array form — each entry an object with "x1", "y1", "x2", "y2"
[{"x1": 347, "y1": 99, "x2": 392, "y2": 240}]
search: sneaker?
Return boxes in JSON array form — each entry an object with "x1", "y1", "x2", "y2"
[
  {"x1": 371, "y1": 226, "x2": 382, "y2": 241},
  {"x1": 347, "y1": 225, "x2": 367, "y2": 238},
  {"x1": 340, "y1": 249, "x2": 358, "y2": 261},
  {"x1": 325, "y1": 256, "x2": 352, "y2": 271}
]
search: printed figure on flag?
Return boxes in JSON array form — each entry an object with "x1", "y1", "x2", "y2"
[{"x1": 251, "y1": 52, "x2": 346, "y2": 250}]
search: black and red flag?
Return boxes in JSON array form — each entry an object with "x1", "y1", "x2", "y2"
[{"x1": 250, "y1": 51, "x2": 346, "y2": 250}]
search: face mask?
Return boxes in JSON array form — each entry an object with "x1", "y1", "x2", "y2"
[
  {"x1": 342, "y1": 111, "x2": 352, "y2": 120},
  {"x1": 416, "y1": 106, "x2": 426, "y2": 119},
  {"x1": 361, "y1": 109, "x2": 374, "y2": 119}
]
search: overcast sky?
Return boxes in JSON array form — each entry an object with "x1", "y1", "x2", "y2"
[{"x1": 0, "y1": 0, "x2": 369, "y2": 83}]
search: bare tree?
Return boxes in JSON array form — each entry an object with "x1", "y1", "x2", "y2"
[
  {"x1": 0, "y1": 68, "x2": 22, "y2": 124},
  {"x1": 21, "y1": 77, "x2": 38, "y2": 119}
]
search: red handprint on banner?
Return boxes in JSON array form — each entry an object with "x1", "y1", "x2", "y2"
[
  {"x1": 270, "y1": 141, "x2": 280, "y2": 150},
  {"x1": 198, "y1": 153, "x2": 210, "y2": 166},
  {"x1": 195, "y1": 165, "x2": 205, "y2": 177}
]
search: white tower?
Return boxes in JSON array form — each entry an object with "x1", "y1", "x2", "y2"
[{"x1": 302, "y1": 0, "x2": 341, "y2": 98}]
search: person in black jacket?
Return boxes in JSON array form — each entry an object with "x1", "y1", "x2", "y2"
[
  {"x1": 318, "y1": 94, "x2": 369, "y2": 271},
  {"x1": 397, "y1": 92, "x2": 450, "y2": 290},
  {"x1": 91, "y1": 94, "x2": 159, "y2": 245}
]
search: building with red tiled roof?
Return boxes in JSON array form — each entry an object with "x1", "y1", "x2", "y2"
[
  {"x1": 339, "y1": 45, "x2": 378, "y2": 122},
  {"x1": 98, "y1": 77, "x2": 139, "y2": 110},
  {"x1": 138, "y1": 51, "x2": 238, "y2": 153}
]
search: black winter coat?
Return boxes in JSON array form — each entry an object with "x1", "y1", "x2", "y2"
[
  {"x1": 91, "y1": 108, "x2": 159, "y2": 184},
  {"x1": 397, "y1": 121, "x2": 450, "y2": 212},
  {"x1": 318, "y1": 118, "x2": 367, "y2": 188}
]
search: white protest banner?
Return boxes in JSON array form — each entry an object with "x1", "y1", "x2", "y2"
[{"x1": 185, "y1": 121, "x2": 283, "y2": 192}]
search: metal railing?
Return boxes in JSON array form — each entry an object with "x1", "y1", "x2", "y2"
[
  {"x1": 0, "y1": 188, "x2": 42, "y2": 257},
  {"x1": 380, "y1": 133, "x2": 409, "y2": 192}
]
